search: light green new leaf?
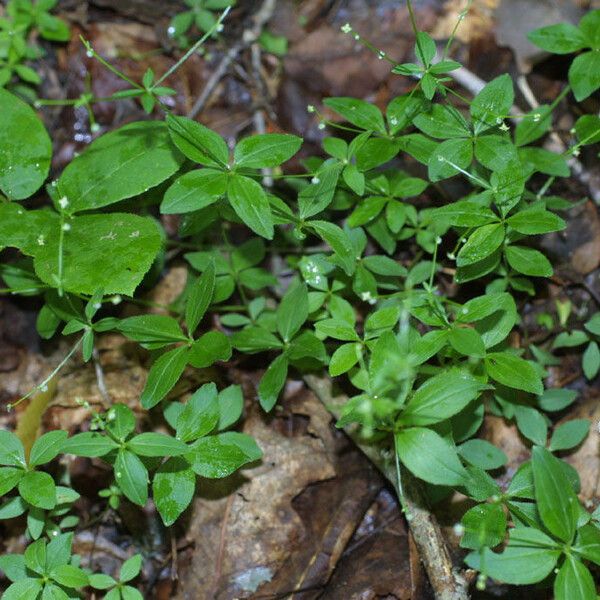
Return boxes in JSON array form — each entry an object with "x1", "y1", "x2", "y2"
[
  {"x1": 29, "y1": 430, "x2": 68, "y2": 467},
  {"x1": 0, "y1": 430, "x2": 26, "y2": 467},
  {"x1": 0, "y1": 89, "x2": 52, "y2": 200},
  {"x1": 569, "y1": 51, "x2": 600, "y2": 101},
  {"x1": 527, "y1": 23, "x2": 587, "y2": 54}
]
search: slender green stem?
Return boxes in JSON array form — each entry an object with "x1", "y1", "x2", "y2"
[{"x1": 155, "y1": 6, "x2": 232, "y2": 87}]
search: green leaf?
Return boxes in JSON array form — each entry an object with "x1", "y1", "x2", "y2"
[
  {"x1": 308, "y1": 221, "x2": 355, "y2": 275},
  {"x1": 50, "y1": 564, "x2": 88, "y2": 588},
  {"x1": 153, "y1": 457, "x2": 196, "y2": 526},
  {"x1": 574, "y1": 523, "x2": 600, "y2": 564},
  {"x1": 582, "y1": 341, "x2": 600, "y2": 379},
  {"x1": 429, "y1": 200, "x2": 497, "y2": 227},
  {"x1": 400, "y1": 370, "x2": 486, "y2": 426},
  {"x1": 428, "y1": 137, "x2": 473, "y2": 181},
  {"x1": 538, "y1": 388, "x2": 578, "y2": 412},
  {"x1": 186, "y1": 260, "x2": 215, "y2": 335},
  {"x1": 574, "y1": 115, "x2": 600, "y2": 145},
  {"x1": 140, "y1": 346, "x2": 190, "y2": 409},
  {"x1": 258, "y1": 354, "x2": 289, "y2": 412},
  {"x1": 160, "y1": 169, "x2": 227, "y2": 214},
  {"x1": 234, "y1": 133, "x2": 302, "y2": 168},
  {"x1": 58, "y1": 121, "x2": 182, "y2": 212},
  {"x1": 569, "y1": 51, "x2": 600, "y2": 101},
  {"x1": 515, "y1": 106, "x2": 552, "y2": 146},
  {"x1": 533, "y1": 446, "x2": 579, "y2": 543},
  {"x1": 166, "y1": 114, "x2": 229, "y2": 168},
  {"x1": 117, "y1": 315, "x2": 186, "y2": 348},
  {"x1": 297, "y1": 163, "x2": 342, "y2": 219},
  {"x1": 415, "y1": 31, "x2": 436, "y2": 65},
  {"x1": 474, "y1": 135, "x2": 518, "y2": 171},
  {"x1": 519, "y1": 147, "x2": 570, "y2": 177},
  {"x1": 0, "y1": 89, "x2": 52, "y2": 200},
  {"x1": 514, "y1": 405, "x2": 548, "y2": 446},
  {"x1": 579, "y1": 9, "x2": 600, "y2": 48},
  {"x1": 0, "y1": 430, "x2": 26, "y2": 467},
  {"x1": 549, "y1": 419, "x2": 590, "y2": 451},
  {"x1": 2, "y1": 578, "x2": 44, "y2": 600},
  {"x1": 277, "y1": 282, "x2": 308, "y2": 342},
  {"x1": 315, "y1": 318, "x2": 359, "y2": 341},
  {"x1": 176, "y1": 383, "x2": 219, "y2": 442},
  {"x1": 459, "y1": 439, "x2": 507, "y2": 470},
  {"x1": 456, "y1": 224, "x2": 505, "y2": 267},
  {"x1": 460, "y1": 503, "x2": 507, "y2": 549},
  {"x1": 0, "y1": 554, "x2": 27, "y2": 583},
  {"x1": 584, "y1": 312, "x2": 600, "y2": 336},
  {"x1": 0, "y1": 496, "x2": 27, "y2": 519},
  {"x1": 395, "y1": 427, "x2": 468, "y2": 486},
  {"x1": 127, "y1": 433, "x2": 188, "y2": 457},
  {"x1": 62, "y1": 432, "x2": 119, "y2": 457},
  {"x1": 187, "y1": 432, "x2": 262, "y2": 478},
  {"x1": 323, "y1": 97, "x2": 386, "y2": 133},
  {"x1": 527, "y1": 22, "x2": 587, "y2": 54},
  {"x1": 554, "y1": 556, "x2": 596, "y2": 600},
  {"x1": 29, "y1": 430, "x2": 67, "y2": 467},
  {"x1": 89, "y1": 573, "x2": 117, "y2": 590},
  {"x1": 187, "y1": 330, "x2": 231, "y2": 368},
  {"x1": 505, "y1": 245, "x2": 553, "y2": 277},
  {"x1": 329, "y1": 343, "x2": 361, "y2": 376},
  {"x1": 217, "y1": 385, "x2": 244, "y2": 430},
  {"x1": 386, "y1": 93, "x2": 427, "y2": 134},
  {"x1": 467, "y1": 528, "x2": 560, "y2": 584},
  {"x1": 106, "y1": 404, "x2": 136, "y2": 441},
  {"x1": 457, "y1": 292, "x2": 516, "y2": 348},
  {"x1": 227, "y1": 175, "x2": 273, "y2": 239},
  {"x1": 119, "y1": 554, "x2": 142, "y2": 582},
  {"x1": 413, "y1": 104, "x2": 470, "y2": 139},
  {"x1": 470, "y1": 74, "x2": 514, "y2": 133},
  {"x1": 231, "y1": 326, "x2": 283, "y2": 352},
  {"x1": 18, "y1": 471, "x2": 56, "y2": 510},
  {"x1": 485, "y1": 352, "x2": 543, "y2": 395},
  {"x1": 115, "y1": 450, "x2": 148, "y2": 506},
  {"x1": 0, "y1": 467, "x2": 23, "y2": 496},
  {"x1": 448, "y1": 326, "x2": 485, "y2": 357},
  {"x1": 507, "y1": 208, "x2": 565, "y2": 234},
  {"x1": 34, "y1": 212, "x2": 162, "y2": 296}
]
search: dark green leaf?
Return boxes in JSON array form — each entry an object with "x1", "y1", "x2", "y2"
[
  {"x1": 140, "y1": 346, "x2": 190, "y2": 409},
  {"x1": 115, "y1": 450, "x2": 148, "y2": 506},
  {"x1": 485, "y1": 352, "x2": 543, "y2": 395},
  {"x1": 153, "y1": 457, "x2": 195, "y2": 526},
  {"x1": 234, "y1": 134, "x2": 302, "y2": 168}
]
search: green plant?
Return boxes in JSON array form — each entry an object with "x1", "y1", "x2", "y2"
[
  {"x1": 0, "y1": 0, "x2": 70, "y2": 98},
  {"x1": 168, "y1": 0, "x2": 235, "y2": 48},
  {"x1": 1, "y1": 4, "x2": 600, "y2": 598}
]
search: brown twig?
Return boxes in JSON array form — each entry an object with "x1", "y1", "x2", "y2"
[
  {"x1": 187, "y1": 0, "x2": 276, "y2": 119},
  {"x1": 304, "y1": 374, "x2": 470, "y2": 600}
]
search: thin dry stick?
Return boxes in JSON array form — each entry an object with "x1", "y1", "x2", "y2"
[
  {"x1": 188, "y1": 0, "x2": 276, "y2": 118},
  {"x1": 304, "y1": 374, "x2": 470, "y2": 600}
]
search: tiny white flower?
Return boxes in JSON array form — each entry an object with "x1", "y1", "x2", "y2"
[
  {"x1": 453, "y1": 523, "x2": 464, "y2": 536},
  {"x1": 572, "y1": 148, "x2": 581, "y2": 157},
  {"x1": 307, "y1": 104, "x2": 315, "y2": 113},
  {"x1": 37, "y1": 234, "x2": 45, "y2": 246},
  {"x1": 318, "y1": 122, "x2": 326, "y2": 130},
  {"x1": 341, "y1": 23, "x2": 352, "y2": 34},
  {"x1": 311, "y1": 177, "x2": 320, "y2": 184},
  {"x1": 58, "y1": 196, "x2": 69, "y2": 209},
  {"x1": 62, "y1": 223, "x2": 71, "y2": 232},
  {"x1": 111, "y1": 295, "x2": 122, "y2": 305}
]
